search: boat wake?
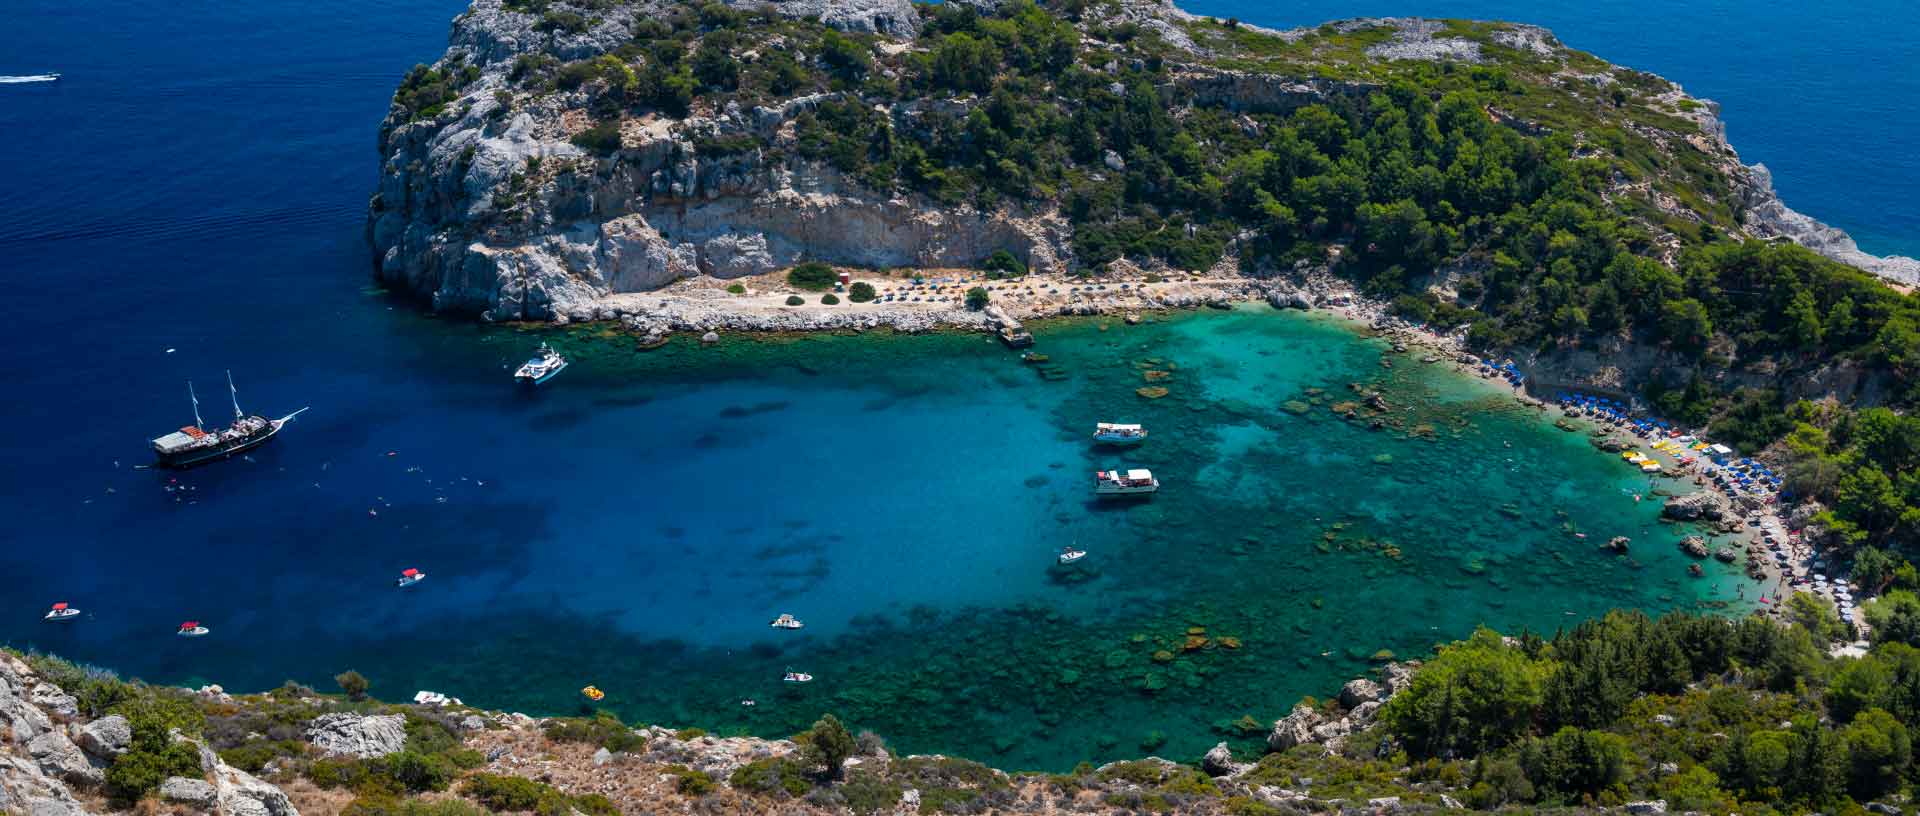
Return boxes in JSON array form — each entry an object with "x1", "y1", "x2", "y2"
[{"x1": 0, "y1": 74, "x2": 60, "y2": 84}]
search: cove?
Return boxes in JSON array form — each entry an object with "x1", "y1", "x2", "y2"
[{"x1": 3, "y1": 305, "x2": 1752, "y2": 771}]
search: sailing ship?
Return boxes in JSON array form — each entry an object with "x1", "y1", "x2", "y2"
[
  {"x1": 149, "y1": 372, "x2": 306, "y2": 468},
  {"x1": 1094, "y1": 468, "x2": 1159, "y2": 496},
  {"x1": 514, "y1": 343, "x2": 568, "y2": 385}
]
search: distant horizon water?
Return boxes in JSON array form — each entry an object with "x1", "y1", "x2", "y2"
[{"x1": 0, "y1": 0, "x2": 1908, "y2": 770}]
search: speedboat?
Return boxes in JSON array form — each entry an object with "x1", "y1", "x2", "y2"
[
  {"x1": 1058, "y1": 546, "x2": 1086, "y2": 565},
  {"x1": 395, "y1": 568, "x2": 426, "y2": 588},
  {"x1": 1094, "y1": 468, "x2": 1158, "y2": 496},
  {"x1": 44, "y1": 603, "x2": 80, "y2": 622},
  {"x1": 783, "y1": 670, "x2": 813, "y2": 683},
  {"x1": 514, "y1": 342, "x2": 568, "y2": 385},
  {"x1": 177, "y1": 621, "x2": 209, "y2": 638},
  {"x1": 1093, "y1": 423, "x2": 1147, "y2": 445},
  {"x1": 769, "y1": 613, "x2": 804, "y2": 630}
]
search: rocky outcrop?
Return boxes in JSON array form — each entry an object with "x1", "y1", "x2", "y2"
[
  {"x1": 726, "y1": 0, "x2": 920, "y2": 36},
  {"x1": 1664, "y1": 493, "x2": 1728, "y2": 522},
  {"x1": 1201, "y1": 742, "x2": 1251, "y2": 777},
  {"x1": 1739, "y1": 164, "x2": 1920, "y2": 286},
  {"x1": 72, "y1": 715, "x2": 130, "y2": 759},
  {"x1": 0, "y1": 657, "x2": 98, "y2": 816},
  {"x1": 1266, "y1": 662, "x2": 1417, "y2": 757},
  {"x1": 306, "y1": 712, "x2": 409, "y2": 759},
  {"x1": 188, "y1": 737, "x2": 300, "y2": 816}
]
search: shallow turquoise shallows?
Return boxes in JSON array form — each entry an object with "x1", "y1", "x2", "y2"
[{"x1": 5, "y1": 306, "x2": 1753, "y2": 770}]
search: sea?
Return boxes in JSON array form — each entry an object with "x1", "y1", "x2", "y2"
[{"x1": 0, "y1": 0, "x2": 1908, "y2": 770}]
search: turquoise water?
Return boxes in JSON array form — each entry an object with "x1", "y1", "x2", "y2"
[{"x1": 5, "y1": 305, "x2": 1750, "y2": 770}]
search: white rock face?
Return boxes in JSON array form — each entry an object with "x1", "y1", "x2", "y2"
[
  {"x1": 306, "y1": 713, "x2": 409, "y2": 759},
  {"x1": 72, "y1": 716, "x2": 131, "y2": 759},
  {"x1": 160, "y1": 776, "x2": 219, "y2": 808}
]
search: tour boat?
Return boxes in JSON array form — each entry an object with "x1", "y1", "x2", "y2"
[
  {"x1": 769, "y1": 613, "x2": 804, "y2": 630},
  {"x1": 44, "y1": 602, "x2": 80, "y2": 622},
  {"x1": 1094, "y1": 468, "x2": 1158, "y2": 496},
  {"x1": 150, "y1": 373, "x2": 307, "y2": 468},
  {"x1": 514, "y1": 342, "x2": 568, "y2": 385},
  {"x1": 1092, "y1": 422, "x2": 1147, "y2": 445},
  {"x1": 395, "y1": 568, "x2": 426, "y2": 588},
  {"x1": 1058, "y1": 546, "x2": 1086, "y2": 565},
  {"x1": 177, "y1": 621, "x2": 209, "y2": 638},
  {"x1": 581, "y1": 685, "x2": 605, "y2": 702},
  {"x1": 783, "y1": 670, "x2": 813, "y2": 683}
]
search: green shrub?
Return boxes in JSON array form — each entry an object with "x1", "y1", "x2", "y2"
[
  {"x1": 787, "y1": 261, "x2": 837, "y2": 291},
  {"x1": 729, "y1": 757, "x2": 813, "y2": 797},
  {"x1": 569, "y1": 123, "x2": 622, "y2": 155},
  {"x1": 666, "y1": 764, "x2": 715, "y2": 795},
  {"x1": 219, "y1": 739, "x2": 306, "y2": 773},
  {"x1": 839, "y1": 771, "x2": 903, "y2": 815},
  {"x1": 725, "y1": 284, "x2": 746, "y2": 294},
  {"x1": 965, "y1": 287, "x2": 990, "y2": 311},
  {"x1": 461, "y1": 773, "x2": 609, "y2": 816},
  {"x1": 848, "y1": 281, "x2": 876, "y2": 302},
  {"x1": 378, "y1": 750, "x2": 460, "y2": 793},
  {"x1": 105, "y1": 741, "x2": 202, "y2": 804},
  {"x1": 982, "y1": 249, "x2": 1026, "y2": 278},
  {"x1": 785, "y1": 295, "x2": 806, "y2": 306},
  {"x1": 821, "y1": 293, "x2": 841, "y2": 305},
  {"x1": 335, "y1": 670, "x2": 370, "y2": 701},
  {"x1": 533, "y1": 10, "x2": 589, "y2": 34}
]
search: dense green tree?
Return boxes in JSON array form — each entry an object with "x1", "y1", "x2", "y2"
[{"x1": 1381, "y1": 628, "x2": 1551, "y2": 757}]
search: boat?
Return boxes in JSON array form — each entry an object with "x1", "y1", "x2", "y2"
[
  {"x1": 1094, "y1": 468, "x2": 1158, "y2": 496},
  {"x1": 176, "y1": 621, "x2": 209, "y2": 638},
  {"x1": 1092, "y1": 422, "x2": 1147, "y2": 445},
  {"x1": 150, "y1": 373, "x2": 307, "y2": 468},
  {"x1": 1058, "y1": 546, "x2": 1086, "y2": 565},
  {"x1": 783, "y1": 670, "x2": 813, "y2": 683},
  {"x1": 580, "y1": 685, "x2": 605, "y2": 702},
  {"x1": 514, "y1": 342, "x2": 568, "y2": 385},
  {"x1": 0, "y1": 73, "x2": 60, "y2": 84},
  {"x1": 395, "y1": 568, "x2": 426, "y2": 588},
  {"x1": 769, "y1": 613, "x2": 804, "y2": 630},
  {"x1": 44, "y1": 603, "x2": 80, "y2": 622}
]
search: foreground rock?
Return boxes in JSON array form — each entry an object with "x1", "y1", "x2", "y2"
[{"x1": 306, "y1": 712, "x2": 409, "y2": 759}]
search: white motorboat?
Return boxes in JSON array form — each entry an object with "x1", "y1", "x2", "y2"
[
  {"x1": 1094, "y1": 468, "x2": 1158, "y2": 496},
  {"x1": 1092, "y1": 422, "x2": 1147, "y2": 445},
  {"x1": 769, "y1": 613, "x2": 804, "y2": 630},
  {"x1": 1058, "y1": 546, "x2": 1086, "y2": 565},
  {"x1": 783, "y1": 670, "x2": 813, "y2": 683},
  {"x1": 395, "y1": 568, "x2": 426, "y2": 588},
  {"x1": 514, "y1": 342, "x2": 568, "y2": 385},
  {"x1": 176, "y1": 621, "x2": 209, "y2": 638},
  {"x1": 44, "y1": 603, "x2": 80, "y2": 622}
]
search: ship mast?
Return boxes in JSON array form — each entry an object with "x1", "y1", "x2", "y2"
[
  {"x1": 226, "y1": 370, "x2": 243, "y2": 420},
  {"x1": 188, "y1": 381, "x2": 204, "y2": 430}
]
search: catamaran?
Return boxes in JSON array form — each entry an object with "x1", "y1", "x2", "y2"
[
  {"x1": 1094, "y1": 468, "x2": 1159, "y2": 496},
  {"x1": 1093, "y1": 422, "x2": 1147, "y2": 445},
  {"x1": 44, "y1": 603, "x2": 80, "y2": 622},
  {"x1": 149, "y1": 372, "x2": 306, "y2": 468},
  {"x1": 514, "y1": 342, "x2": 568, "y2": 385},
  {"x1": 769, "y1": 613, "x2": 804, "y2": 630},
  {"x1": 176, "y1": 621, "x2": 209, "y2": 638},
  {"x1": 395, "y1": 568, "x2": 426, "y2": 588}
]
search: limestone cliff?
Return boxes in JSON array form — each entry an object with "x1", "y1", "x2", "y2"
[{"x1": 368, "y1": 0, "x2": 1916, "y2": 324}]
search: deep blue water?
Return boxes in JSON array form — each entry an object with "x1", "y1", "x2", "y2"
[{"x1": 0, "y1": 0, "x2": 1905, "y2": 770}]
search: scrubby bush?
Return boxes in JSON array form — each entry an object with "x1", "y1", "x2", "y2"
[
  {"x1": 848, "y1": 282, "x2": 876, "y2": 302},
  {"x1": 785, "y1": 295, "x2": 805, "y2": 306},
  {"x1": 462, "y1": 773, "x2": 615, "y2": 816},
  {"x1": 965, "y1": 287, "x2": 990, "y2": 310},
  {"x1": 787, "y1": 261, "x2": 837, "y2": 291},
  {"x1": 569, "y1": 122, "x2": 622, "y2": 154},
  {"x1": 821, "y1": 293, "x2": 840, "y2": 305},
  {"x1": 666, "y1": 764, "x2": 715, "y2": 795},
  {"x1": 982, "y1": 249, "x2": 1026, "y2": 278},
  {"x1": 725, "y1": 283, "x2": 746, "y2": 294},
  {"x1": 335, "y1": 670, "x2": 370, "y2": 701},
  {"x1": 729, "y1": 757, "x2": 813, "y2": 797}
]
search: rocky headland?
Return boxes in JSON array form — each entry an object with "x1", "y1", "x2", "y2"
[{"x1": 367, "y1": 0, "x2": 1917, "y2": 339}]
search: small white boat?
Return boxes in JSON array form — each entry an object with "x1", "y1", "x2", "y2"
[
  {"x1": 1058, "y1": 546, "x2": 1086, "y2": 565},
  {"x1": 44, "y1": 602, "x2": 80, "y2": 622},
  {"x1": 783, "y1": 670, "x2": 813, "y2": 683},
  {"x1": 395, "y1": 568, "x2": 426, "y2": 588},
  {"x1": 176, "y1": 621, "x2": 209, "y2": 638},
  {"x1": 769, "y1": 613, "x2": 804, "y2": 630},
  {"x1": 1092, "y1": 422, "x2": 1147, "y2": 445},
  {"x1": 514, "y1": 342, "x2": 568, "y2": 385},
  {"x1": 1094, "y1": 468, "x2": 1159, "y2": 496}
]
